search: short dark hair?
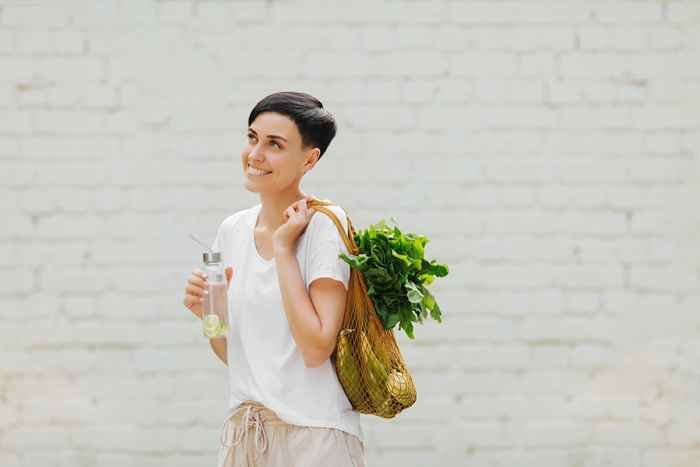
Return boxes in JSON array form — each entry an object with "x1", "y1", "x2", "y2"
[{"x1": 247, "y1": 91, "x2": 337, "y2": 161}]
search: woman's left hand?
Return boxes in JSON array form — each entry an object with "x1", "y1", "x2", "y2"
[{"x1": 272, "y1": 195, "x2": 316, "y2": 255}]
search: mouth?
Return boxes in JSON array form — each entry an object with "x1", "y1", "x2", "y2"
[{"x1": 247, "y1": 165, "x2": 272, "y2": 177}]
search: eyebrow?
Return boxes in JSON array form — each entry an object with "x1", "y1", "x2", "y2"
[{"x1": 247, "y1": 128, "x2": 288, "y2": 143}]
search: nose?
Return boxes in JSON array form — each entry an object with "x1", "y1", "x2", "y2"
[{"x1": 248, "y1": 144, "x2": 265, "y2": 162}]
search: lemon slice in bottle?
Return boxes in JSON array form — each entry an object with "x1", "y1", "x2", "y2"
[{"x1": 202, "y1": 314, "x2": 221, "y2": 338}]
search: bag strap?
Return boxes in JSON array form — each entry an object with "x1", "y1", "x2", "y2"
[{"x1": 307, "y1": 197, "x2": 359, "y2": 256}]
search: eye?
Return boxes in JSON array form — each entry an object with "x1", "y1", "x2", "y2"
[{"x1": 247, "y1": 134, "x2": 280, "y2": 149}]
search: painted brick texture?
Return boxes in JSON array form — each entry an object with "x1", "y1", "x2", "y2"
[{"x1": 0, "y1": 1, "x2": 698, "y2": 466}]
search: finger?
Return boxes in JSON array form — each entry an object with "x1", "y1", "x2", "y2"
[
  {"x1": 188, "y1": 275, "x2": 207, "y2": 289},
  {"x1": 183, "y1": 294, "x2": 202, "y2": 307},
  {"x1": 186, "y1": 284, "x2": 206, "y2": 298},
  {"x1": 192, "y1": 268, "x2": 208, "y2": 280}
]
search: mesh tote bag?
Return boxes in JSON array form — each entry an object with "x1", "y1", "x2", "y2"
[{"x1": 307, "y1": 197, "x2": 417, "y2": 418}]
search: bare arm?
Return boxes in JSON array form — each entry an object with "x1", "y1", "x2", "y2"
[
  {"x1": 209, "y1": 337, "x2": 227, "y2": 366},
  {"x1": 185, "y1": 266, "x2": 233, "y2": 367},
  {"x1": 274, "y1": 249, "x2": 345, "y2": 368},
  {"x1": 274, "y1": 249, "x2": 322, "y2": 367}
]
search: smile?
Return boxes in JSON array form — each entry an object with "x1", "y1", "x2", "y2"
[{"x1": 247, "y1": 166, "x2": 272, "y2": 176}]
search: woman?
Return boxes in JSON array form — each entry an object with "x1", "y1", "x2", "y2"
[{"x1": 182, "y1": 91, "x2": 366, "y2": 467}]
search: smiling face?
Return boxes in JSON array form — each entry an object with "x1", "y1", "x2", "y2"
[{"x1": 241, "y1": 111, "x2": 320, "y2": 195}]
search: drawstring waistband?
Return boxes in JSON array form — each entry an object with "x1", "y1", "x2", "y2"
[{"x1": 218, "y1": 401, "x2": 283, "y2": 467}]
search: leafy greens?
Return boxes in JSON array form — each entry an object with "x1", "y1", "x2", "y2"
[{"x1": 338, "y1": 217, "x2": 449, "y2": 339}]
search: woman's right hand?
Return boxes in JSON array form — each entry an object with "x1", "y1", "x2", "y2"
[{"x1": 183, "y1": 266, "x2": 234, "y2": 319}]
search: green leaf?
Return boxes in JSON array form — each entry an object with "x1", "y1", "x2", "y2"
[
  {"x1": 405, "y1": 281, "x2": 424, "y2": 304},
  {"x1": 430, "y1": 301, "x2": 443, "y2": 323},
  {"x1": 422, "y1": 287, "x2": 436, "y2": 310},
  {"x1": 385, "y1": 312, "x2": 401, "y2": 329},
  {"x1": 337, "y1": 214, "x2": 449, "y2": 339}
]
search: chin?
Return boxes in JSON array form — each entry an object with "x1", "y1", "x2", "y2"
[
  {"x1": 243, "y1": 179, "x2": 274, "y2": 194},
  {"x1": 243, "y1": 180, "x2": 260, "y2": 193}
]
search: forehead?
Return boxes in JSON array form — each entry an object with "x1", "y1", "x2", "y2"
[{"x1": 249, "y1": 112, "x2": 298, "y2": 141}]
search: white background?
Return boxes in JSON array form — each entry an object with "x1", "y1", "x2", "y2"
[{"x1": 1, "y1": 1, "x2": 699, "y2": 466}]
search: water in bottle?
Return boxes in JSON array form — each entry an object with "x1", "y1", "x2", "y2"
[{"x1": 200, "y1": 251, "x2": 229, "y2": 339}]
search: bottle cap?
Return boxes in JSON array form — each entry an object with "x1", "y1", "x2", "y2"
[{"x1": 203, "y1": 251, "x2": 222, "y2": 264}]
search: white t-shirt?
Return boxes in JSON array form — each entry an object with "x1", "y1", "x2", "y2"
[{"x1": 211, "y1": 202, "x2": 364, "y2": 443}]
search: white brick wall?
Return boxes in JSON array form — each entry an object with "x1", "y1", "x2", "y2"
[{"x1": 0, "y1": 0, "x2": 698, "y2": 466}]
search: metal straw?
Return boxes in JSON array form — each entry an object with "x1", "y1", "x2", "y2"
[{"x1": 189, "y1": 233, "x2": 214, "y2": 253}]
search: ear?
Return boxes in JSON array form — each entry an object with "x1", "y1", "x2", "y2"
[{"x1": 304, "y1": 149, "x2": 320, "y2": 172}]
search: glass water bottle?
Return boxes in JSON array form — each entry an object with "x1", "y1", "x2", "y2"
[{"x1": 201, "y1": 251, "x2": 229, "y2": 339}]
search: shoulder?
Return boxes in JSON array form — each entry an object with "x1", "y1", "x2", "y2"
[
  {"x1": 310, "y1": 203, "x2": 348, "y2": 232},
  {"x1": 217, "y1": 204, "x2": 258, "y2": 233}
]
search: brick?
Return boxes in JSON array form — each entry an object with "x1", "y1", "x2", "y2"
[
  {"x1": 468, "y1": 449, "x2": 570, "y2": 467},
  {"x1": 34, "y1": 110, "x2": 105, "y2": 134},
  {"x1": 518, "y1": 316, "x2": 619, "y2": 341},
  {"x1": 365, "y1": 425, "x2": 436, "y2": 449},
  {"x1": 520, "y1": 52, "x2": 558, "y2": 76},
  {"x1": 643, "y1": 449, "x2": 700, "y2": 467},
  {"x1": 629, "y1": 264, "x2": 699, "y2": 292},
  {"x1": 591, "y1": 2, "x2": 663, "y2": 23},
  {"x1": 475, "y1": 78, "x2": 544, "y2": 103},
  {"x1": 649, "y1": 26, "x2": 684, "y2": 51},
  {"x1": 667, "y1": 3, "x2": 700, "y2": 23},
  {"x1": 368, "y1": 450, "x2": 438, "y2": 467},
  {"x1": 72, "y1": 426, "x2": 178, "y2": 451},
  {"x1": 529, "y1": 344, "x2": 571, "y2": 369},
  {"x1": 520, "y1": 421, "x2": 591, "y2": 446},
  {"x1": 15, "y1": 30, "x2": 53, "y2": 55},
  {"x1": 457, "y1": 344, "x2": 530, "y2": 369},
  {"x1": 20, "y1": 135, "x2": 121, "y2": 158},
  {"x1": 569, "y1": 345, "x2": 615, "y2": 368},
  {"x1": 49, "y1": 83, "x2": 117, "y2": 108},
  {"x1": 547, "y1": 79, "x2": 647, "y2": 104},
  {"x1": 459, "y1": 421, "x2": 512, "y2": 447},
  {"x1": 590, "y1": 421, "x2": 665, "y2": 445},
  {"x1": 449, "y1": 2, "x2": 591, "y2": 24},
  {"x1": 455, "y1": 370, "x2": 521, "y2": 395},
  {"x1": 463, "y1": 394, "x2": 568, "y2": 419},
  {"x1": 2, "y1": 426, "x2": 71, "y2": 449},
  {"x1": 450, "y1": 52, "x2": 520, "y2": 76},
  {"x1": 569, "y1": 448, "x2": 642, "y2": 466},
  {"x1": 0, "y1": 110, "x2": 32, "y2": 134},
  {"x1": 476, "y1": 27, "x2": 575, "y2": 51},
  {"x1": 0, "y1": 30, "x2": 15, "y2": 54},
  {"x1": 1, "y1": 4, "x2": 71, "y2": 27},
  {"x1": 156, "y1": 1, "x2": 194, "y2": 23},
  {"x1": 562, "y1": 52, "x2": 700, "y2": 78},
  {"x1": 54, "y1": 31, "x2": 86, "y2": 54},
  {"x1": 0, "y1": 136, "x2": 20, "y2": 157}
]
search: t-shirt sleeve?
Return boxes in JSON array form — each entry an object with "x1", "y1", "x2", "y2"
[
  {"x1": 211, "y1": 222, "x2": 223, "y2": 252},
  {"x1": 210, "y1": 219, "x2": 230, "y2": 268},
  {"x1": 306, "y1": 207, "x2": 352, "y2": 291}
]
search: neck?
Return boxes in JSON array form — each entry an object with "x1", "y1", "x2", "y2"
[{"x1": 256, "y1": 188, "x2": 309, "y2": 233}]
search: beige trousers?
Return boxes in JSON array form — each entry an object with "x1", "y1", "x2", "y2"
[{"x1": 217, "y1": 400, "x2": 366, "y2": 467}]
